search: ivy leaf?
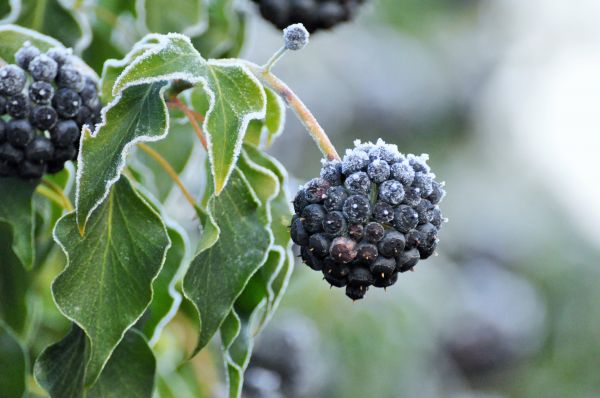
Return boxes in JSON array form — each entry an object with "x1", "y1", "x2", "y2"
[
  {"x1": 198, "y1": 60, "x2": 266, "y2": 195},
  {"x1": 142, "y1": 225, "x2": 189, "y2": 344},
  {"x1": 53, "y1": 177, "x2": 170, "y2": 385},
  {"x1": 14, "y1": 0, "x2": 90, "y2": 51},
  {"x1": 245, "y1": 87, "x2": 286, "y2": 149},
  {"x1": 35, "y1": 326, "x2": 156, "y2": 398},
  {"x1": 77, "y1": 33, "x2": 206, "y2": 231},
  {"x1": 191, "y1": 0, "x2": 244, "y2": 59},
  {"x1": 0, "y1": 225, "x2": 29, "y2": 336},
  {"x1": 0, "y1": 0, "x2": 21, "y2": 24},
  {"x1": 87, "y1": 329, "x2": 156, "y2": 398},
  {"x1": 0, "y1": 178, "x2": 37, "y2": 269},
  {"x1": 141, "y1": 0, "x2": 207, "y2": 36},
  {"x1": 0, "y1": 322, "x2": 27, "y2": 398},
  {"x1": 183, "y1": 168, "x2": 272, "y2": 353},
  {"x1": 0, "y1": 23, "x2": 62, "y2": 65},
  {"x1": 220, "y1": 146, "x2": 293, "y2": 397}
]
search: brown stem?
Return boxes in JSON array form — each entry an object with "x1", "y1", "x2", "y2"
[{"x1": 170, "y1": 97, "x2": 208, "y2": 149}]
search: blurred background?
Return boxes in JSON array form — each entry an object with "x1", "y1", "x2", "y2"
[{"x1": 238, "y1": 0, "x2": 600, "y2": 397}]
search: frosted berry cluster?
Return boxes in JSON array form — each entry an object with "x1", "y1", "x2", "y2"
[
  {"x1": 290, "y1": 139, "x2": 446, "y2": 300},
  {"x1": 0, "y1": 42, "x2": 102, "y2": 179},
  {"x1": 251, "y1": 0, "x2": 365, "y2": 33}
]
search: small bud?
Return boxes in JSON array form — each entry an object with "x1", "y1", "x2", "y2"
[{"x1": 283, "y1": 23, "x2": 310, "y2": 51}]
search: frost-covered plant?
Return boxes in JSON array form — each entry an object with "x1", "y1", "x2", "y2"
[{"x1": 0, "y1": 4, "x2": 445, "y2": 398}]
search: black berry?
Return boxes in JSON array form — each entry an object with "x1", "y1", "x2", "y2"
[
  {"x1": 7, "y1": 119, "x2": 34, "y2": 147},
  {"x1": 0, "y1": 65, "x2": 27, "y2": 96},
  {"x1": 51, "y1": 120, "x2": 80, "y2": 147},
  {"x1": 53, "y1": 88, "x2": 82, "y2": 118},
  {"x1": 31, "y1": 106, "x2": 58, "y2": 130},
  {"x1": 25, "y1": 136, "x2": 54, "y2": 162},
  {"x1": 6, "y1": 94, "x2": 29, "y2": 118},
  {"x1": 28, "y1": 54, "x2": 58, "y2": 81},
  {"x1": 29, "y1": 81, "x2": 55, "y2": 104},
  {"x1": 15, "y1": 42, "x2": 41, "y2": 69},
  {"x1": 56, "y1": 65, "x2": 85, "y2": 92}
]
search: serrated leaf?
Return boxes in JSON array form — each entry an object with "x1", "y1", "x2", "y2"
[
  {"x1": 140, "y1": 0, "x2": 207, "y2": 36},
  {"x1": 0, "y1": 225, "x2": 29, "y2": 336},
  {"x1": 53, "y1": 177, "x2": 170, "y2": 385},
  {"x1": 77, "y1": 33, "x2": 207, "y2": 230},
  {"x1": 0, "y1": 178, "x2": 37, "y2": 269},
  {"x1": 183, "y1": 169, "x2": 272, "y2": 353},
  {"x1": 14, "y1": 0, "x2": 88, "y2": 51},
  {"x1": 0, "y1": 321, "x2": 27, "y2": 398},
  {"x1": 142, "y1": 225, "x2": 188, "y2": 344},
  {"x1": 198, "y1": 60, "x2": 266, "y2": 195},
  {"x1": 245, "y1": 87, "x2": 285, "y2": 149},
  {"x1": 35, "y1": 325, "x2": 156, "y2": 398}
]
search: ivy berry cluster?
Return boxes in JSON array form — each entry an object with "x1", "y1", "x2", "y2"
[
  {"x1": 252, "y1": 0, "x2": 366, "y2": 33},
  {"x1": 291, "y1": 139, "x2": 446, "y2": 300},
  {"x1": 0, "y1": 42, "x2": 102, "y2": 179}
]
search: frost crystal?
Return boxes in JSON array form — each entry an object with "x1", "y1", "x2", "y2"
[{"x1": 283, "y1": 24, "x2": 310, "y2": 51}]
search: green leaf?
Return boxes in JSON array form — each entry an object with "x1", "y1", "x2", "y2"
[
  {"x1": 34, "y1": 325, "x2": 88, "y2": 398},
  {"x1": 191, "y1": 0, "x2": 244, "y2": 59},
  {"x1": 199, "y1": 60, "x2": 266, "y2": 195},
  {"x1": 75, "y1": 81, "x2": 168, "y2": 231},
  {"x1": 77, "y1": 33, "x2": 207, "y2": 230},
  {"x1": 14, "y1": 0, "x2": 90, "y2": 51},
  {"x1": 0, "y1": 23, "x2": 61, "y2": 66},
  {"x1": 0, "y1": 0, "x2": 20, "y2": 24},
  {"x1": 112, "y1": 33, "x2": 206, "y2": 95},
  {"x1": 0, "y1": 178, "x2": 37, "y2": 269},
  {"x1": 142, "y1": 225, "x2": 189, "y2": 344},
  {"x1": 183, "y1": 168, "x2": 272, "y2": 353},
  {"x1": 53, "y1": 177, "x2": 170, "y2": 385},
  {"x1": 141, "y1": 0, "x2": 207, "y2": 36},
  {"x1": 0, "y1": 225, "x2": 29, "y2": 336},
  {"x1": 87, "y1": 329, "x2": 156, "y2": 398},
  {"x1": 0, "y1": 322, "x2": 27, "y2": 398},
  {"x1": 245, "y1": 87, "x2": 286, "y2": 149},
  {"x1": 35, "y1": 326, "x2": 156, "y2": 398}
]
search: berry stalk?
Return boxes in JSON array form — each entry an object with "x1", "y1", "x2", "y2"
[{"x1": 244, "y1": 61, "x2": 340, "y2": 161}]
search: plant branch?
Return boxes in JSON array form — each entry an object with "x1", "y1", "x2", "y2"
[
  {"x1": 41, "y1": 179, "x2": 74, "y2": 212},
  {"x1": 36, "y1": 185, "x2": 68, "y2": 211},
  {"x1": 169, "y1": 97, "x2": 208, "y2": 149},
  {"x1": 137, "y1": 142, "x2": 203, "y2": 214},
  {"x1": 244, "y1": 61, "x2": 341, "y2": 161}
]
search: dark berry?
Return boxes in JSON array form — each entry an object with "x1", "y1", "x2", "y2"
[
  {"x1": 323, "y1": 186, "x2": 348, "y2": 211},
  {"x1": 31, "y1": 106, "x2": 58, "y2": 130},
  {"x1": 46, "y1": 160, "x2": 65, "y2": 174},
  {"x1": 7, "y1": 119, "x2": 34, "y2": 147},
  {"x1": 0, "y1": 143, "x2": 24, "y2": 163},
  {"x1": 323, "y1": 257, "x2": 350, "y2": 279},
  {"x1": 402, "y1": 186, "x2": 421, "y2": 206},
  {"x1": 377, "y1": 230, "x2": 406, "y2": 257},
  {"x1": 413, "y1": 172, "x2": 433, "y2": 198},
  {"x1": 75, "y1": 106, "x2": 93, "y2": 126},
  {"x1": 368, "y1": 141, "x2": 401, "y2": 164},
  {"x1": 414, "y1": 198, "x2": 433, "y2": 225},
  {"x1": 356, "y1": 242, "x2": 378, "y2": 264},
  {"x1": 57, "y1": 65, "x2": 85, "y2": 92},
  {"x1": 429, "y1": 206, "x2": 443, "y2": 228},
  {"x1": 322, "y1": 211, "x2": 347, "y2": 237},
  {"x1": 304, "y1": 177, "x2": 330, "y2": 203},
  {"x1": 51, "y1": 120, "x2": 79, "y2": 147},
  {"x1": 364, "y1": 222, "x2": 385, "y2": 243},
  {"x1": 348, "y1": 265, "x2": 374, "y2": 286},
  {"x1": 373, "y1": 202, "x2": 394, "y2": 224},
  {"x1": 344, "y1": 171, "x2": 370, "y2": 195},
  {"x1": 408, "y1": 154, "x2": 430, "y2": 173},
  {"x1": 301, "y1": 246, "x2": 323, "y2": 271},
  {"x1": 46, "y1": 48, "x2": 71, "y2": 66},
  {"x1": 324, "y1": 272, "x2": 347, "y2": 288},
  {"x1": 391, "y1": 162, "x2": 415, "y2": 186},
  {"x1": 0, "y1": 65, "x2": 27, "y2": 96},
  {"x1": 19, "y1": 160, "x2": 45, "y2": 179},
  {"x1": 341, "y1": 148, "x2": 369, "y2": 175},
  {"x1": 28, "y1": 54, "x2": 58, "y2": 81},
  {"x1": 80, "y1": 77, "x2": 99, "y2": 108},
  {"x1": 347, "y1": 223, "x2": 364, "y2": 241},
  {"x1": 52, "y1": 145, "x2": 77, "y2": 163},
  {"x1": 342, "y1": 195, "x2": 370, "y2": 223},
  {"x1": 15, "y1": 43, "x2": 41, "y2": 69},
  {"x1": 259, "y1": 0, "x2": 291, "y2": 29},
  {"x1": 0, "y1": 161, "x2": 18, "y2": 177},
  {"x1": 0, "y1": 119, "x2": 6, "y2": 142},
  {"x1": 428, "y1": 181, "x2": 445, "y2": 204},
  {"x1": 329, "y1": 236, "x2": 357, "y2": 263},
  {"x1": 393, "y1": 205, "x2": 419, "y2": 233},
  {"x1": 367, "y1": 159, "x2": 390, "y2": 183},
  {"x1": 25, "y1": 137, "x2": 54, "y2": 162},
  {"x1": 318, "y1": 2, "x2": 346, "y2": 29},
  {"x1": 6, "y1": 94, "x2": 29, "y2": 118},
  {"x1": 290, "y1": 215, "x2": 309, "y2": 246},
  {"x1": 320, "y1": 160, "x2": 342, "y2": 185},
  {"x1": 0, "y1": 96, "x2": 6, "y2": 115},
  {"x1": 308, "y1": 233, "x2": 330, "y2": 258},
  {"x1": 29, "y1": 81, "x2": 54, "y2": 104},
  {"x1": 373, "y1": 271, "x2": 398, "y2": 288},
  {"x1": 301, "y1": 204, "x2": 326, "y2": 233},
  {"x1": 293, "y1": 189, "x2": 309, "y2": 213},
  {"x1": 283, "y1": 23, "x2": 310, "y2": 51},
  {"x1": 53, "y1": 88, "x2": 82, "y2": 118},
  {"x1": 379, "y1": 179, "x2": 404, "y2": 205},
  {"x1": 370, "y1": 256, "x2": 396, "y2": 279},
  {"x1": 397, "y1": 248, "x2": 420, "y2": 272},
  {"x1": 345, "y1": 284, "x2": 368, "y2": 300},
  {"x1": 405, "y1": 229, "x2": 420, "y2": 250}
]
